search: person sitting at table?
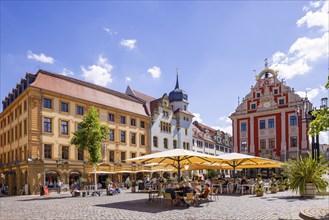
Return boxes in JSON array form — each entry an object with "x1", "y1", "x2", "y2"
[
  {"x1": 194, "y1": 183, "x2": 210, "y2": 206},
  {"x1": 183, "y1": 182, "x2": 194, "y2": 196},
  {"x1": 193, "y1": 181, "x2": 201, "y2": 195},
  {"x1": 240, "y1": 176, "x2": 249, "y2": 191}
]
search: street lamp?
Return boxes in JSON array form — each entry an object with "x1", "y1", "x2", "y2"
[{"x1": 296, "y1": 96, "x2": 327, "y2": 160}]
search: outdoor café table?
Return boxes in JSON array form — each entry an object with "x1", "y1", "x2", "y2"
[
  {"x1": 241, "y1": 184, "x2": 255, "y2": 194},
  {"x1": 146, "y1": 190, "x2": 158, "y2": 204}
]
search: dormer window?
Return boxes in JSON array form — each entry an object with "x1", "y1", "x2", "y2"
[
  {"x1": 273, "y1": 88, "x2": 279, "y2": 95},
  {"x1": 256, "y1": 92, "x2": 261, "y2": 98},
  {"x1": 251, "y1": 103, "x2": 257, "y2": 110}
]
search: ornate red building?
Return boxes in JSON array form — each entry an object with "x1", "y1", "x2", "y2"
[{"x1": 230, "y1": 63, "x2": 312, "y2": 161}]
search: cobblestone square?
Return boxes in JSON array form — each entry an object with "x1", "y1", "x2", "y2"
[{"x1": 1, "y1": 189, "x2": 328, "y2": 220}]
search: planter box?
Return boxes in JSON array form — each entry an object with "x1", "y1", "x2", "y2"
[
  {"x1": 256, "y1": 191, "x2": 264, "y2": 197},
  {"x1": 270, "y1": 188, "x2": 278, "y2": 193},
  {"x1": 304, "y1": 183, "x2": 316, "y2": 198}
]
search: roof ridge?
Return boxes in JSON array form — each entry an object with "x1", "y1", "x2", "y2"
[{"x1": 38, "y1": 69, "x2": 144, "y2": 104}]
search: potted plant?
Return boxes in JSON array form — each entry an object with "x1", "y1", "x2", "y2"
[
  {"x1": 255, "y1": 173, "x2": 264, "y2": 197},
  {"x1": 131, "y1": 180, "x2": 137, "y2": 193},
  {"x1": 269, "y1": 173, "x2": 278, "y2": 193},
  {"x1": 283, "y1": 153, "x2": 329, "y2": 198},
  {"x1": 278, "y1": 173, "x2": 285, "y2": 191}
]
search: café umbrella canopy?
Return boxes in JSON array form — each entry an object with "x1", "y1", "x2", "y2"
[
  {"x1": 216, "y1": 152, "x2": 284, "y2": 180},
  {"x1": 127, "y1": 149, "x2": 219, "y2": 180}
]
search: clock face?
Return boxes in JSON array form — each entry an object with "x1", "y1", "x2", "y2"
[{"x1": 263, "y1": 102, "x2": 271, "y2": 108}]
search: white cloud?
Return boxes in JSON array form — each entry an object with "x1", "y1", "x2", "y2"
[
  {"x1": 147, "y1": 66, "x2": 161, "y2": 78},
  {"x1": 81, "y1": 55, "x2": 113, "y2": 87},
  {"x1": 211, "y1": 125, "x2": 232, "y2": 135},
  {"x1": 219, "y1": 116, "x2": 231, "y2": 123},
  {"x1": 27, "y1": 50, "x2": 54, "y2": 64},
  {"x1": 120, "y1": 39, "x2": 137, "y2": 49},
  {"x1": 103, "y1": 27, "x2": 117, "y2": 36},
  {"x1": 296, "y1": 87, "x2": 320, "y2": 101},
  {"x1": 193, "y1": 113, "x2": 203, "y2": 123},
  {"x1": 125, "y1": 77, "x2": 132, "y2": 82},
  {"x1": 270, "y1": 1, "x2": 328, "y2": 79},
  {"x1": 297, "y1": 1, "x2": 328, "y2": 31},
  {"x1": 60, "y1": 68, "x2": 74, "y2": 76}
]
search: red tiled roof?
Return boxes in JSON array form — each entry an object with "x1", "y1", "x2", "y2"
[
  {"x1": 132, "y1": 90, "x2": 156, "y2": 102},
  {"x1": 31, "y1": 70, "x2": 148, "y2": 117}
]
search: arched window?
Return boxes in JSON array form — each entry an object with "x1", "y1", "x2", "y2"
[
  {"x1": 164, "y1": 138, "x2": 168, "y2": 149},
  {"x1": 153, "y1": 136, "x2": 158, "y2": 147},
  {"x1": 173, "y1": 140, "x2": 177, "y2": 149}
]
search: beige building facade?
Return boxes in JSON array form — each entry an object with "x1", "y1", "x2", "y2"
[{"x1": 0, "y1": 70, "x2": 150, "y2": 195}]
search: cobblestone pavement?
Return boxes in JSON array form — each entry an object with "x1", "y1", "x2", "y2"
[{"x1": 0, "y1": 189, "x2": 328, "y2": 220}]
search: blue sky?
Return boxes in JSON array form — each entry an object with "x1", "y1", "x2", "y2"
[{"x1": 1, "y1": 1, "x2": 328, "y2": 143}]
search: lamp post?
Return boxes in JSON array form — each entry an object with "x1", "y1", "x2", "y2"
[{"x1": 296, "y1": 97, "x2": 327, "y2": 160}]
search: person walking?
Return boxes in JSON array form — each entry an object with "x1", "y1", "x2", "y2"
[{"x1": 57, "y1": 179, "x2": 62, "y2": 194}]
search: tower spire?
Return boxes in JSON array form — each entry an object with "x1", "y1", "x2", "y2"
[{"x1": 175, "y1": 68, "x2": 179, "y2": 89}]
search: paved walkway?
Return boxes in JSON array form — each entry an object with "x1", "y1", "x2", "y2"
[{"x1": 0, "y1": 189, "x2": 328, "y2": 220}]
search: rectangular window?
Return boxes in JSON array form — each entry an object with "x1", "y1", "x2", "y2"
[
  {"x1": 131, "y1": 119, "x2": 136, "y2": 126},
  {"x1": 77, "y1": 106, "x2": 84, "y2": 115},
  {"x1": 121, "y1": 152, "x2": 126, "y2": 163},
  {"x1": 62, "y1": 146, "x2": 69, "y2": 160},
  {"x1": 120, "y1": 116, "x2": 126, "y2": 124},
  {"x1": 260, "y1": 139, "x2": 266, "y2": 150},
  {"x1": 279, "y1": 98, "x2": 285, "y2": 105},
  {"x1": 78, "y1": 149, "x2": 84, "y2": 160},
  {"x1": 260, "y1": 119, "x2": 266, "y2": 129},
  {"x1": 164, "y1": 138, "x2": 168, "y2": 149},
  {"x1": 290, "y1": 136, "x2": 297, "y2": 148},
  {"x1": 24, "y1": 100, "x2": 27, "y2": 111},
  {"x1": 141, "y1": 135, "x2": 145, "y2": 146},
  {"x1": 256, "y1": 92, "x2": 261, "y2": 98},
  {"x1": 273, "y1": 89, "x2": 278, "y2": 95},
  {"x1": 185, "y1": 129, "x2": 188, "y2": 136},
  {"x1": 61, "y1": 102, "x2": 69, "y2": 112},
  {"x1": 44, "y1": 144, "x2": 52, "y2": 159},
  {"x1": 77, "y1": 123, "x2": 82, "y2": 131},
  {"x1": 109, "y1": 129, "x2": 114, "y2": 141},
  {"x1": 43, "y1": 98, "x2": 52, "y2": 109},
  {"x1": 131, "y1": 133, "x2": 136, "y2": 145},
  {"x1": 120, "y1": 131, "x2": 126, "y2": 143},
  {"x1": 140, "y1": 121, "x2": 145, "y2": 128},
  {"x1": 268, "y1": 118, "x2": 275, "y2": 128},
  {"x1": 108, "y1": 113, "x2": 115, "y2": 122},
  {"x1": 241, "y1": 141, "x2": 247, "y2": 152},
  {"x1": 269, "y1": 138, "x2": 275, "y2": 149},
  {"x1": 153, "y1": 136, "x2": 158, "y2": 147},
  {"x1": 24, "y1": 119, "x2": 27, "y2": 135},
  {"x1": 61, "y1": 121, "x2": 68, "y2": 135},
  {"x1": 290, "y1": 115, "x2": 297, "y2": 126},
  {"x1": 44, "y1": 118, "x2": 52, "y2": 132},
  {"x1": 251, "y1": 103, "x2": 256, "y2": 110},
  {"x1": 109, "y1": 151, "x2": 115, "y2": 162},
  {"x1": 241, "y1": 122, "x2": 247, "y2": 132},
  {"x1": 131, "y1": 152, "x2": 136, "y2": 159}
]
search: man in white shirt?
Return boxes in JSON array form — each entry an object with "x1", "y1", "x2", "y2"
[{"x1": 57, "y1": 179, "x2": 62, "y2": 194}]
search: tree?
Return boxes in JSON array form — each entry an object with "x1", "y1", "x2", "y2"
[
  {"x1": 308, "y1": 76, "x2": 329, "y2": 136},
  {"x1": 70, "y1": 106, "x2": 109, "y2": 191}
]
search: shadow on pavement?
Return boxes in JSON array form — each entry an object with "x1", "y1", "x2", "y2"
[{"x1": 95, "y1": 199, "x2": 191, "y2": 213}]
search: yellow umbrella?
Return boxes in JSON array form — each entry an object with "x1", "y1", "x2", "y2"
[
  {"x1": 127, "y1": 149, "x2": 220, "y2": 180},
  {"x1": 216, "y1": 153, "x2": 284, "y2": 181}
]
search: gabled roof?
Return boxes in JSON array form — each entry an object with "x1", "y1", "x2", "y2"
[{"x1": 31, "y1": 70, "x2": 149, "y2": 117}]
